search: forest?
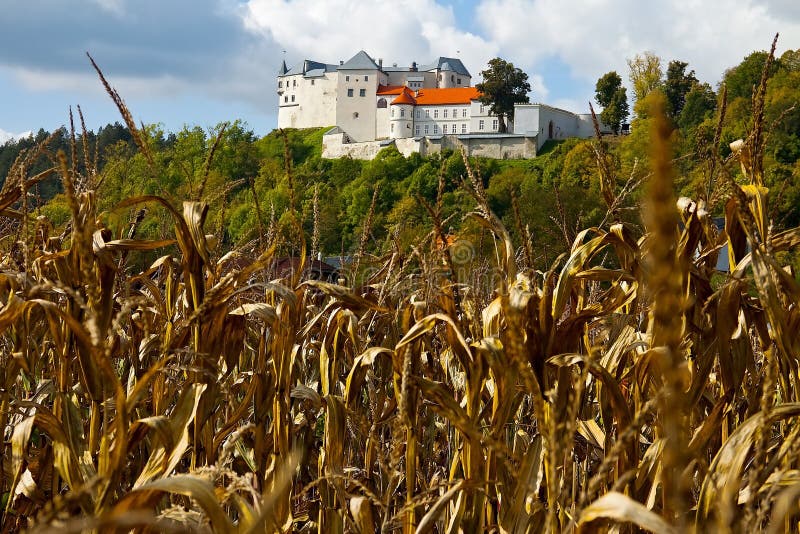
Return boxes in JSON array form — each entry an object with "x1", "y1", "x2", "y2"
[{"x1": 1, "y1": 47, "x2": 797, "y2": 274}]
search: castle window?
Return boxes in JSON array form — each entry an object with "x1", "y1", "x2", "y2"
[
  {"x1": 391, "y1": 123, "x2": 394, "y2": 132},
  {"x1": 462, "y1": 109, "x2": 467, "y2": 118},
  {"x1": 347, "y1": 89, "x2": 354, "y2": 97},
  {"x1": 480, "y1": 105, "x2": 484, "y2": 113},
  {"x1": 291, "y1": 95, "x2": 295, "y2": 102},
  {"x1": 461, "y1": 123, "x2": 467, "y2": 133},
  {"x1": 391, "y1": 108, "x2": 394, "y2": 117},
  {"x1": 416, "y1": 110, "x2": 420, "y2": 118},
  {"x1": 433, "y1": 124, "x2": 439, "y2": 134},
  {"x1": 493, "y1": 119, "x2": 498, "y2": 130},
  {"x1": 311, "y1": 79, "x2": 315, "y2": 85},
  {"x1": 346, "y1": 75, "x2": 350, "y2": 82},
  {"x1": 434, "y1": 110, "x2": 439, "y2": 118},
  {"x1": 293, "y1": 79, "x2": 296, "y2": 87},
  {"x1": 353, "y1": 112, "x2": 359, "y2": 118},
  {"x1": 479, "y1": 120, "x2": 484, "y2": 130},
  {"x1": 278, "y1": 81, "x2": 283, "y2": 88},
  {"x1": 457, "y1": 78, "x2": 461, "y2": 84},
  {"x1": 360, "y1": 88, "x2": 366, "y2": 97},
  {"x1": 415, "y1": 125, "x2": 420, "y2": 135},
  {"x1": 424, "y1": 125, "x2": 429, "y2": 134},
  {"x1": 377, "y1": 98, "x2": 387, "y2": 108},
  {"x1": 400, "y1": 108, "x2": 405, "y2": 117},
  {"x1": 453, "y1": 108, "x2": 457, "y2": 118},
  {"x1": 284, "y1": 96, "x2": 288, "y2": 103},
  {"x1": 425, "y1": 109, "x2": 430, "y2": 118},
  {"x1": 364, "y1": 75, "x2": 368, "y2": 81},
  {"x1": 443, "y1": 109, "x2": 448, "y2": 118},
  {"x1": 451, "y1": 74, "x2": 455, "y2": 82}
]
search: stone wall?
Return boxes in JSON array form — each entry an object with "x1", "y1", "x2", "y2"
[{"x1": 322, "y1": 130, "x2": 536, "y2": 160}]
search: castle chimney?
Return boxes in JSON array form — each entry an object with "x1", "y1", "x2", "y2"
[
  {"x1": 378, "y1": 58, "x2": 383, "y2": 70},
  {"x1": 339, "y1": 60, "x2": 344, "y2": 65},
  {"x1": 411, "y1": 61, "x2": 417, "y2": 72}
]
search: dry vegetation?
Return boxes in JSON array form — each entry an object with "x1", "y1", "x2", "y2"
[{"x1": 1, "y1": 43, "x2": 800, "y2": 533}]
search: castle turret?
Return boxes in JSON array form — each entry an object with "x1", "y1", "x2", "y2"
[{"x1": 389, "y1": 88, "x2": 416, "y2": 139}]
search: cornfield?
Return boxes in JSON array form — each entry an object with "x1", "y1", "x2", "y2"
[{"x1": 1, "y1": 45, "x2": 800, "y2": 533}]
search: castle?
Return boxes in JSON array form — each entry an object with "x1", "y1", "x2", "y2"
[{"x1": 277, "y1": 50, "x2": 609, "y2": 160}]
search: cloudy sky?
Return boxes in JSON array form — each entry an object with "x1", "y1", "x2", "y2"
[{"x1": 1, "y1": 0, "x2": 799, "y2": 142}]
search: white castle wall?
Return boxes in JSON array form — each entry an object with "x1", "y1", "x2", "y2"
[
  {"x1": 335, "y1": 68, "x2": 388, "y2": 142},
  {"x1": 277, "y1": 72, "x2": 337, "y2": 129}
]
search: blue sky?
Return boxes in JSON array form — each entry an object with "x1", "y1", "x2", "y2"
[{"x1": 2, "y1": 0, "x2": 799, "y2": 142}]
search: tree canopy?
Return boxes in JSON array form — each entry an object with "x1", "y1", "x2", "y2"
[
  {"x1": 664, "y1": 60, "x2": 698, "y2": 119},
  {"x1": 627, "y1": 51, "x2": 663, "y2": 104},
  {"x1": 594, "y1": 71, "x2": 630, "y2": 134},
  {"x1": 476, "y1": 58, "x2": 531, "y2": 133}
]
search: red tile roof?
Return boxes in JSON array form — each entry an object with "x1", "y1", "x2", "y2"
[
  {"x1": 415, "y1": 87, "x2": 481, "y2": 105},
  {"x1": 379, "y1": 85, "x2": 483, "y2": 105},
  {"x1": 376, "y1": 85, "x2": 406, "y2": 95},
  {"x1": 390, "y1": 87, "x2": 416, "y2": 105}
]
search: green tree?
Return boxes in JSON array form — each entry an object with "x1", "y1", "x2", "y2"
[
  {"x1": 664, "y1": 60, "x2": 698, "y2": 119},
  {"x1": 780, "y1": 49, "x2": 800, "y2": 72},
  {"x1": 594, "y1": 71, "x2": 629, "y2": 134},
  {"x1": 476, "y1": 58, "x2": 531, "y2": 133},
  {"x1": 722, "y1": 50, "x2": 778, "y2": 101},
  {"x1": 627, "y1": 51, "x2": 663, "y2": 104},
  {"x1": 678, "y1": 82, "x2": 716, "y2": 131}
]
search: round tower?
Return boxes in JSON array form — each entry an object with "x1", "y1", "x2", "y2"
[{"x1": 390, "y1": 88, "x2": 416, "y2": 139}]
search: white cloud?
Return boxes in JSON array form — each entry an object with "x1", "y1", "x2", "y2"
[
  {"x1": 239, "y1": 0, "x2": 499, "y2": 80},
  {"x1": 89, "y1": 0, "x2": 126, "y2": 16},
  {"x1": 9, "y1": 66, "x2": 188, "y2": 98},
  {"x1": 0, "y1": 128, "x2": 31, "y2": 144},
  {"x1": 476, "y1": 0, "x2": 800, "y2": 86},
  {"x1": 528, "y1": 73, "x2": 548, "y2": 101}
]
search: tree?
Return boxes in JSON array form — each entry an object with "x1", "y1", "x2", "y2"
[
  {"x1": 594, "y1": 71, "x2": 630, "y2": 134},
  {"x1": 627, "y1": 51, "x2": 663, "y2": 103},
  {"x1": 722, "y1": 51, "x2": 778, "y2": 101},
  {"x1": 780, "y1": 49, "x2": 800, "y2": 72},
  {"x1": 677, "y1": 82, "x2": 716, "y2": 130},
  {"x1": 664, "y1": 60, "x2": 698, "y2": 119},
  {"x1": 476, "y1": 58, "x2": 531, "y2": 133}
]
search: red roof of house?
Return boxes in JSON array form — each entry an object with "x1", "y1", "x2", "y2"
[
  {"x1": 415, "y1": 87, "x2": 481, "y2": 105},
  {"x1": 379, "y1": 85, "x2": 483, "y2": 105},
  {"x1": 376, "y1": 85, "x2": 406, "y2": 95},
  {"x1": 391, "y1": 87, "x2": 416, "y2": 105}
]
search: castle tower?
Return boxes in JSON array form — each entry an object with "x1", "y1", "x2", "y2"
[{"x1": 389, "y1": 88, "x2": 415, "y2": 139}]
